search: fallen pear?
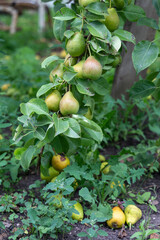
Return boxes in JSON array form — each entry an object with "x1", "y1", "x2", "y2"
[
  {"x1": 125, "y1": 205, "x2": 142, "y2": 229},
  {"x1": 66, "y1": 32, "x2": 85, "y2": 57},
  {"x1": 104, "y1": 8, "x2": 120, "y2": 32},
  {"x1": 40, "y1": 166, "x2": 59, "y2": 182},
  {"x1": 82, "y1": 56, "x2": 102, "y2": 80},
  {"x1": 45, "y1": 90, "x2": 61, "y2": 112},
  {"x1": 64, "y1": 53, "x2": 77, "y2": 67},
  {"x1": 114, "y1": 0, "x2": 124, "y2": 10},
  {"x1": 49, "y1": 63, "x2": 63, "y2": 82},
  {"x1": 79, "y1": 0, "x2": 99, "y2": 7},
  {"x1": 107, "y1": 206, "x2": 125, "y2": 229},
  {"x1": 100, "y1": 162, "x2": 110, "y2": 174},
  {"x1": 60, "y1": 91, "x2": 79, "y2": 116},
  {"x1": 99, "y1": 154, "x2": 105, "y2": 162},
  {"x1": 52, "y1": 154, "x2": 70, "y2": 171},
  {"x1": 72, "y1": 202, "x2": 84, "y2": 221},
  {"x1": 73, "y1": 60, "x2": 85, "y2": 78}
]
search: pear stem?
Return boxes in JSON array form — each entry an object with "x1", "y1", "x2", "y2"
[
  {"x1": 129, "y1": 223, "x2": 132, "y2": 230},
  {"x1": 87, "y1": 44, "x2": 91, "y2": 56},
  {"x1": 81, "y1": 11, "x2": 84, "y2": 32},
  {"x1": 109, "y1": 0, "x2": 112, "y2": 8}
]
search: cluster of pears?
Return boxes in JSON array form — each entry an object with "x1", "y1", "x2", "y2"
[{"x1": 107, "y1": 205, "x2": 142, "y2": 229}]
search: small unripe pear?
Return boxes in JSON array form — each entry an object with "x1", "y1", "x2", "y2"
[
  {"x1": 104, "y1": 8, "x2": 120, "y2": 32},
  {"x1": 112, "y1": 55, "x2": 122, "y2": 67},
  {"x1": 82, "y1": 56, "x2": 102, "y2": 80},
  {"x1": 114, "y1": 0, "x2": 124, "y2": 10},
  {"x1": 84, "y1": 107, "x2": 93, "y2": 119},
  {"x1": 60, "y1": 91, "x2": 79, "y2": 116},
  {"x1": 79, "y1": 0, "x2": 99, "y2": 7},
  {"x1": 66, "y1": 32, "x2": 85, "y2": 57},
  {"x1": 73, "y1": 60, "x2": 85, "y2": 78},
  {"x1": 64, "y1": 54, "x2": 77, "y2": 67},
  {"x1": 45, "y1": 90, "x2": 61, "y2": 112},
  {"x1": 49, "y1": 63, "x2": 63, "y2": 82}
]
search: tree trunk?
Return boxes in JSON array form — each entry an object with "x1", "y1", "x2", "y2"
[{"x1": 111, "y1": 0, "x2": 159, "y2": 99}]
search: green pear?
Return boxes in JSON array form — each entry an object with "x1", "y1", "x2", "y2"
[
  {"x1": 128, "y1": 0, "x2": 132, "y2": 4},
  {"x1": 84, "y1": 107, "x2": 93, "y2": 119},
  {"x1": 66, "y1": 32, "x2": 85, "y2": 57},
  {"x1": 112, "y1": 55, "x2": 122, "y2": 67},
  {"x1": 125, "y1": 205, "x2": 142, "y2": 229},
  {"x1": 40, "y1": 166, "x2": 59, "y2": 182},
  {"x1": 79, "y1": 0, "x2": 99, "y2": 7},
  {"x1": 114, "y1": 0, "x2": 124, "y2": 10},
  {"x1": 64, "y1": 53, "x2": 77, "y2": 67},
  {"x1": 73, "y1": 60, "x2": 85, "y2": 78},
  {"x1": 49, "y1": 63, "x2": 63, "y2": 82},
  {"x1": 60, "y1": 91, "x2": 79, "y2": 116},
  {"x1": 45, "y1": 90, "x2": 61, "y2": 112},
  {"x1": 82, "y1": 56, "x2": 102, "y2": 80},
  {"x1": 104, "y1": 8, "x2": 120, "y2": 32},
  {"x1": 72, "y1": 202, "x2": 84, "y2": 221}
]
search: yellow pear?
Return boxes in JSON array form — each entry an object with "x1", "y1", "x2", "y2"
[
  {"x1": 1, "y1": 83, "x2": 11, "y2": 91},
  {"x1": 107, "y1": 206, "x2": 125, "y2": 228},
  {"x1": 52, "y1": 154, "x2": 70, "y2": 171},
  {"x1": 45, "y1": 90, "x2": 61, "y2": 112},
  {"x1": 60, "y1": 91, "x2": 79, "y2": 116},
  {"x1": 104, "y1": 8, "x2": 120, "y2": 32},
  {"x1": 73, "y1": 60, "x2": 85, "y2": 78},
  {"x1": 82, "y1": 56, "x2": 102, "y2": 80},
  {"x1": 72, "y1": 202, "x2": 84, "y2": 221},
  {"x1": 100, "y1": 162, "x2": 110, "y2": 174},
  {"x1": 64, "y1": 54, "x2": 77, "y2": 67},
  {"x1": 125, "y1": 205, "x2": 142, "y2": 229},
  {"x1": 49, "y1": 63, "x2": 63, "y2": 82},
  {"x1": 40, "y1": 166, "x2": 59, "y2": 182},
  {"x1": 99, "y1": 154, "x2": 105, "y2": 162}
]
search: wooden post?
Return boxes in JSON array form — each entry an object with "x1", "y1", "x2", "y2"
[
  {"x1": 111, "y1": 0, "x2": 159, "y2": 99},
  {"x1": 0, "y1": 6, "x2": 18, "y2": 34}
]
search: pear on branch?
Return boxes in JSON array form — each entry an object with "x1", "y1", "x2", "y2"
[
  {"x1": 45, "y1": 90, "x2": 61, "y2": 112},
  {"x1": 73, "y1": 60, "x2": 85, "y2": 78},
  {"x1": 79, "y1": 0, "x2": 100, "y2": 7},
  {"x1": 60, "y1": 91, "x2": 79, "y2": 116},
  {"x1": 82, "y1": 56, "x2": 102, "y2": 80},
  {"x1": 66, "y1": 32, "x2": 86, "y2": 57},
  {"x1": 104, "y1": 8, "x2": 120, "y2": 32},
  {"x1": 49, "y1": 63, "x2": 63, "y2": 82}
]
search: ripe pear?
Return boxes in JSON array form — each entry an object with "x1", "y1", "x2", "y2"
[
  {"x1": 104, "y1": 8, "x2": 120, "y2": 32},
  {"x1": 112, "y1": 55, "x2": 122, "y2": 68},
  {"x1": 40, "y1": 166, "x2": 59, "y2": 182},
  {"x1": 1, "y1": 83, "x2": 11, "y2": 91},
  {"x1": 45, "y1": 90, "x2": 61, "y2": 112},
  {"x1": 82, "y1": 56, "x2": 102, "y2": 80},
  {"x1": 99, "y1": 154, "x2": 105, "y2": 162},
  {"x1": 66, "y1": 32, "x2": 86, "y2": 57},
  {"x1": 60, "y1": 91, "x2": 79, "y2": 116},
  {"x1": 100, "y1": 162, "x2": 110, "y2": 174},
  {"x1": 84, "y1": 107, "x2": 93, "y2": 120},
  {"x1": 72, "y1": 202, "x2": 84, "y2": 221},
  {"x1": 107, "y1": 206, "x2": 125, "y2": 229},
  {"x1": 79, "y1": 0, "x2": 99, "y2": 7},
  {"x1": 73, "y1": 60, "x2": 85, "y2": 78},
  {"x1": 125, "y1": 205, "x2": 142, "y2": 229},
  {"x1": 64, "y1": 53, "x2": 77, "y2": 67},
  {"x1": 52, "y1": 154, "x2": 70, "y2": 171},
  {"x1": 114, "y1": 0, "x2": 124, "y2": 10},
  {"x1": 49, "y1": 63, "x2": 63, "y2": 82}
]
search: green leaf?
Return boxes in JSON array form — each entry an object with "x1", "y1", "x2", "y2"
[
  {"x1": 52, "y1": 114, "x2": 69, "y2": 136},
  {"x1": 53, "y1": 7, "x2": 76, "y2": 21},
  {"x1": 36, "y1": 83, "x2": 55, "y2": 97},
  {"x1": 97, "y1": 230, "x2": 108, "y2": 236},
  {"x1": 86, "y1": 2, "x2": 108, "y2": 16},
  {"x1": 87, "y1": 21, "x2": 108, "y2": 39},
  {"x1": 21, "y1": 146, "x2": 36, "y2": 170},
  {"x1": 76, "y1": 80, "x2": 94, "y2": 96},
  {"x1": 53, "y1": 19, "x2": 66, "y2": 41},
  {"x1": 123, "y1": 5, "x2": 145, "y2": 22},
  {"x1": 63, "y1": 71, "x2": 77, "y2": 83},
  {"x1": 14, "y1": 147, "x2": 27, "y2": 160},
  {"x1": 79, "y1": 187, "x2": 93, "y2": 203},
  {"x1": 64, "y1": 30, "x2": 74, "y2": 39},
  {"x1": 132, "y1": 41, "x2": 159, "y2": 74},
  {"x1": 137, "y1": 17, "x2": 159, "y2": 30},
  {"x1": 63, "y1": 118, "x2": 81, "y2": 138},
  {"x1": 153, "y1": 0, "x2": 160, "y2": 17},
  {"x1": 20, "y1": 99, "x2": 50, "y2": 117},
  {"x1": 111, "y1": 36, "x2": 121, "y2": 51},
  {"x1": 91, "y1": 78, "x2": 109, "y2": 95},
  {"x1": 41, "y1": 56, "x2": 61, "y2": 68},
  {"x1": 114, "y1": 29, "x2": 136, "y2": 44},
  {"x1": 27, "y1": 208, "x2": 39, "y2": 224},
  {"x1": 130, "y1": 80, "x2": 156, "y2": 98}
]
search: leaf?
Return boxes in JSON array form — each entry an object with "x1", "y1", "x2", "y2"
[
  {"x1": 114, "y1": 29, "x2": 136, "y2": 44},
  {"x1": 21, "y1": 146, "x2": 36, "y2": 170},
  {"x1": 52, "y1": 114, "x2": 69, "y2": 136},
  {"x1": 53, "y1": 7, "x2": 76, "y2": 21},
  {"x1": 123, "y1": 5, "x2": 145, "y2": 22},
  {"x1": 79, "y1": 187, "x2": 93, "y2": 203},
  {"x1": 36, "y1": 83, "x2": 55, "y2": 97},
  {"x1": 137, "y1": 17, "x2": 159, "y2": 30},
  {"x1": 63, "y1": 118, "x2": 81, "y2": 138},
  {"x1": 41, "y1": 56, "x2": 61, "y2": 68},
  {"x1": 111, "y1": 36, "x2": 121, "y2": 52},
  {"x1": 20, "y1": 99, "x2": 50, "y2": 117},
  {"x1": 53, "y1": 19, "x2": 66, "y2": 41},
  {"x1": 64, "y1": 30, "x2": 74, "y2": 39},
  {"x1": 130, "y1": 80, "x2": 156, "y2": 98},
  {"x1": 87, "y1": 21, "x2": 108, "y2": 39},
  {"x1": 153, "y1": 0, "x2": 160, "y2": 17},
  {"x1": 97, "y1": 230, "x2": 108, "y2": 237},
  {"x1": 91, "y1": 78, "x2": 109, "y2": 95},
  {"x1": 63, "y1": 71, "x2": 77, "y2": 83},
  {"x1": 132, "y1": 41, "x2": 159, "y2": 74},
  {"x1": 27, "y1": 208, "x2": 39, "y2": 224},
  {"x1": 76, "y1": 81, "x2": 94, "y2": 96},
  {"x1": 86, "y1": 2, "x2": 108, "y2": 16}
]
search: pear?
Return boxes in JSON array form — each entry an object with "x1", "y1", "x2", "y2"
[
  {"x1": 72, "y1": 202, "x2": 84, "y2": 221},
  {"x1": 60, "y1": 91, "x2": 79, "y2": 116},
  {"x1": 128, "y1": 0, "x2": 132, "y2": 4},
  {"x1": 112, "y1": 55, "x2": 122, "y2": 67},
  {"x1": 73, "y1": 60, "x2": 85, "y2": 78},
  {"x1": 45, "y1": 90, "x2": 61, "y2": 112},
  {"x1": 66, "y1": 32, "x2": 86, "y2": 57},
  {"x1": 107, "y1": 206, "x2": 125, "y2": 229},
  {"x1": 100, "y1": 162, "x2": 110, "y2": 174},
  {"x1": 64, "y1": 53, "x2": 77, "y2": 67},
  {"x1": 82, "y1": 56, "x2": 102, "y2": 80},
  {"x1": 104, "y1": 8, "x2": 120, "y2": 32},
  {"x1": 79, "y1": 0, "x2": 99, "y2": 7},
  {"x1": 52, "y1": 154, "x2": 70, "y2": 171},
  {"x1": 125, "y1": 205, "x2": 142, "y2": 229},
  {"x1": 40, "y1": 166, "x2": 59, "y2": 182},
  {"x1": 84, "y1": 107, "x2": 93, "y2": 120},
  {"x1": 49, "y1": 63, "x2": 63, "y2": 82},
  {"x1": 114, "y1": 0, "x2": 124, "y2": 10}
]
